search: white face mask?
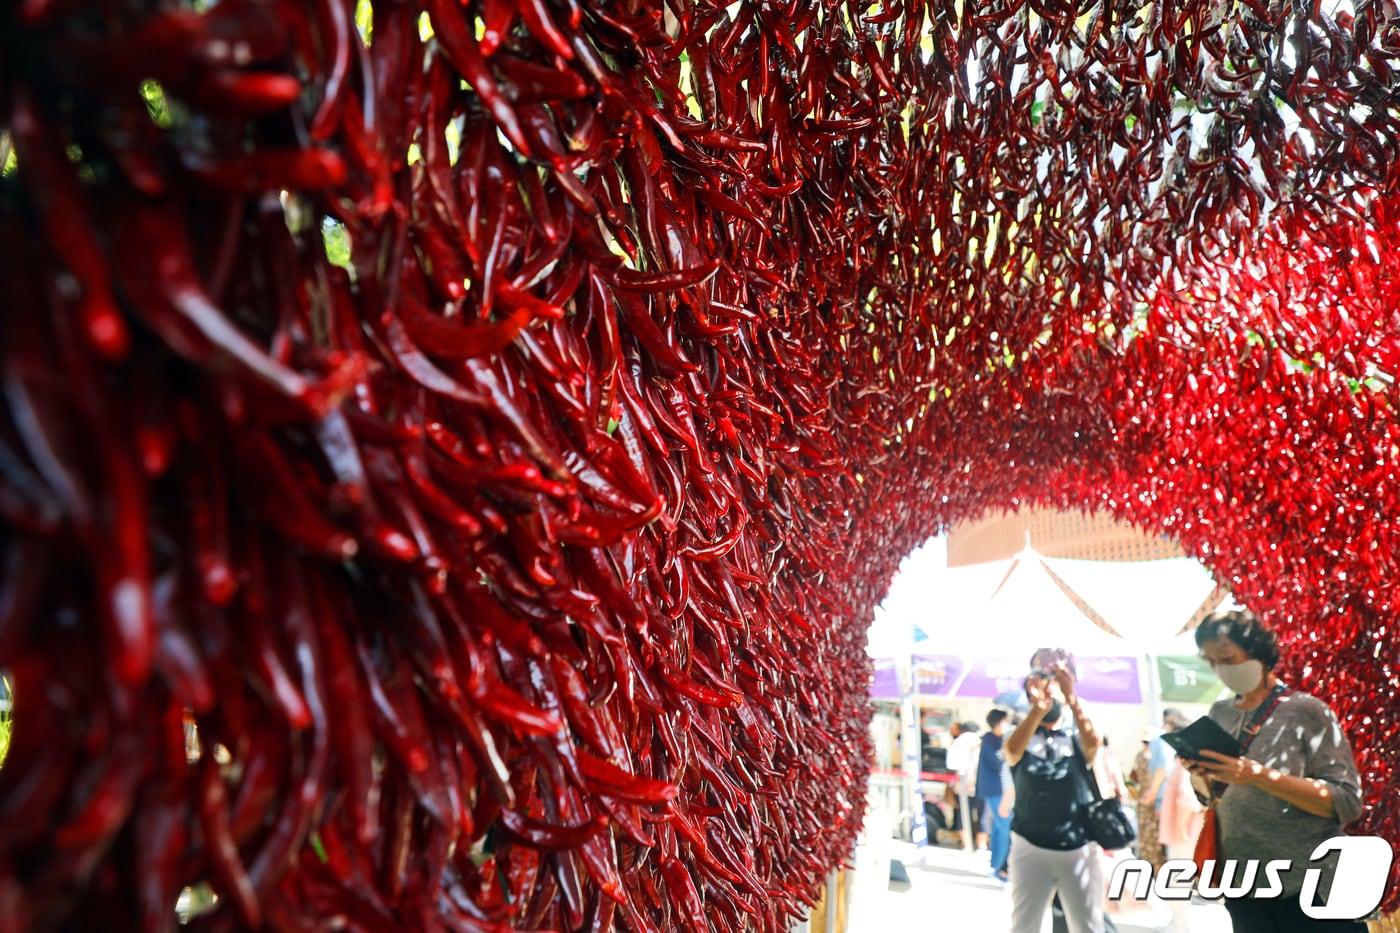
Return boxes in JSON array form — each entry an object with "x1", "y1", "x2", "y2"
[{"x1": 1216, "y1": 659, "x2": 1265, "y2": 695}]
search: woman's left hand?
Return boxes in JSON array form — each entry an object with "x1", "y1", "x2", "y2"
[{"x1": 1186, "y1": 750, "x2": 1265, "y2": 786}]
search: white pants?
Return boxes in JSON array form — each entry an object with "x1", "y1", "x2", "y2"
[{"x1": 1009, "y1": 832, "x2": 1105, "y2": 933}]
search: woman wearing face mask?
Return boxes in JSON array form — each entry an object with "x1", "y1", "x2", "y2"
[
  {"x1": 1185, "y1": 609, "x2": 1365, "y2": 933},
  {"x1": 1004, "y1": 657, "x2": 1106, "y2": 933}
]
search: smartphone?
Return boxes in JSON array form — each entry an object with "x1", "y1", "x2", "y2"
[
  {"x1": 1030, "y1": 648, "x2": 1077, "y2": 680},
  {"x1": 1160, "y1": 716, "x2": 1244, "y2": 761}
]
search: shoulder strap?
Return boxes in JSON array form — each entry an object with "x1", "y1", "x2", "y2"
[
  {"x1": 1070, "y1": 735, "x2": 1104, "y2": 803},
  {"x1": 1213, "y1": 685, "x2": 1291, "y2": 798},
  {"x1": 1238, "y1": 685, "x2": 1291, "y2": 754}
]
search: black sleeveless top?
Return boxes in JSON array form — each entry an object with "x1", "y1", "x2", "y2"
[{"x1": 1009, "y1": 726, "x2": 1094, "y2": 850}]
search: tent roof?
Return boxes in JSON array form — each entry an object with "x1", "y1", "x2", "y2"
[
  {"x1": 942, "y1": 545, "x2": 1130, "y2": 656},
  {"x1": 1037, "y1": 554, "x2": 1222, "y2": 652},
  {"x1": 870, "y1": 536, "x2": 1225, "y2": 659}
]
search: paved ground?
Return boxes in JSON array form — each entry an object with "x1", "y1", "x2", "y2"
[{"x1": 847, "y1": 839, "x2": 1235, "y2": 933}]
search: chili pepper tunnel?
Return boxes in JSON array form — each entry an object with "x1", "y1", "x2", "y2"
[{"x1": 0, "y1": 0, "x2": 1398, "y2": 929}]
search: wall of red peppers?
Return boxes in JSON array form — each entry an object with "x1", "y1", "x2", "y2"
[{"x1": 1, "y1": 0, "x2": 1397, "y2": 929}]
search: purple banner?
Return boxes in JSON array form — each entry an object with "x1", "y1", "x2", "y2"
[
  {"x1": 911, "y1": 654, "x2": 966, "y2": 696},
  {"x1": 870, "y1": 657, "x2": 901, "y2": 699},
  {"x1": 1072, "y1": 656, "x2": 1143, "y2": 704},
  {"x1": 910, "y1": 653, "x2": 1142, "y2": 704}
]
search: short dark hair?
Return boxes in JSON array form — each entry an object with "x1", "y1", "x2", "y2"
[
  {"x1": 1162, "y1": 707, "x2": 1188, "y2": 731},
  {"x1": 1194, "y1": 609, "x2": 1281, "y2": 670},
  {"x1": 987, "y1": 709, "x2": 1009, "y2": 730},
  {"x1": 960, "y1": 721, "x2": 980, "y2": 734}
]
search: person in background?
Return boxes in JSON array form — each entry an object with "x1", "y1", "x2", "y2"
[
  {"x1": 1184, "y1": 610, "x2": 1365, "y2": 933},
  {"x1": 1136, "y1": 708, "x2": 1181, "y2": 868},
  {"x1": 1125, "y1": 737, "x2": 1146, "y2": 800},
  {"x1": 1145, "y1": 708, "x2": 1189, "y2": 816},
  {"x1": 1092, "y1": 735, "x2": 1130, "y2": 803},
  {"x1": 923, "y1": 792, "x2": 950, "y2": 842},
  {"x1": 919, "y1": 713, "x2": 945, "y2": 776},
  {"x1": 977, "y1": 709, "x2": 1014, "y2": 880},
  {"x1": 1088, "y1": 736, "x2": 1133, "y2": 923},
  {"x1": 946, "y1": 719, "x2": 982, "y2": 845},
  {"x1": 1005, "y1": 660, "x2": 1105, "y2": 933},
  {"x1": 1128, "y1": 732, "x2": 1164, "y2": 869},
  {"x1": 1157, "y1": 747, "x2": 1205, "y2": 933}
]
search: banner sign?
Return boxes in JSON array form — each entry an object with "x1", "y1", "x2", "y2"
[
  {"x1": 911, "y1": 654, "x2": 966, "y2": 696},
  {"x1": 911, "y1": 653, "x2": 1143, "y2": 704},
  {"x1": 870, "y1": 657, "x2": 901, "y2": 699},
  {"x1": 1157, "y1": 655, "x2": 1230, "y2": 703}
]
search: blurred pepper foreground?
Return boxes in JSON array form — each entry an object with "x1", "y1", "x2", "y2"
[{"x1": 1, "y1": 0, "x2": 1398, "y2": 928}]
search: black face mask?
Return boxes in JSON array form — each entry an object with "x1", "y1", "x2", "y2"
[{"x1": 1040, "y1": 700, "x2": 1063, "y2": 727}]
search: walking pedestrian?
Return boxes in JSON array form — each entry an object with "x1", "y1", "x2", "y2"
[
  {"x1": 977, "y1": 709, "x2": 1014, "y2": 881},
  {"x1": 947, "y1": 720, "x2": 982, "y2": 845},
  {"x1": 1144, "y1": 708, "x2": 1190, "y2": 834},
  {"x1": 1128, "y1": 735, "x2": 1164, "y2": 870}
]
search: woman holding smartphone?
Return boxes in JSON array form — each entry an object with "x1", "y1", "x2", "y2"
[
  {"x1": 1004, "y1": 655, "x2": 1106, "y2": 933},
  {"x1": 1185, "y1": 609, "x2": 1366, "y2": 932}
]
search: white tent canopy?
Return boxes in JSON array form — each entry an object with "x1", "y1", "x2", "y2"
[
  {"x1": 1040, "y1": 554, "x2": 1221, "y2": 653},
  {"x1": 970, "y1": 548, "x2": 1133, "y2": 657},
  {"x1": 869, "y1": 536, "x2": 1223, "y2": 660},
  {"x1": 867, "y1": 534, "x2": 1231, "y2": 790}
]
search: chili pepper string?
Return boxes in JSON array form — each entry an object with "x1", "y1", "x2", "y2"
[{"x1": 1, "y1": 0, "x2": 1398, "y2": 928}]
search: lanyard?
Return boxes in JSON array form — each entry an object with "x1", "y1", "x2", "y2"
[{"x1": 1237, "y1": 683, "x2": 1290, "y2": 750}]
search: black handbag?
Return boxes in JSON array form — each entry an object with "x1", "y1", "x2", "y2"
[{"x1": 1071, "y1": 739, "x2": 1136, "y2": 851}]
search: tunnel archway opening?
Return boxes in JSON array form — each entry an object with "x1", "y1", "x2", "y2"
[{"x1": 862, "y1": 506, "x2": 1394, "y2": 928}]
